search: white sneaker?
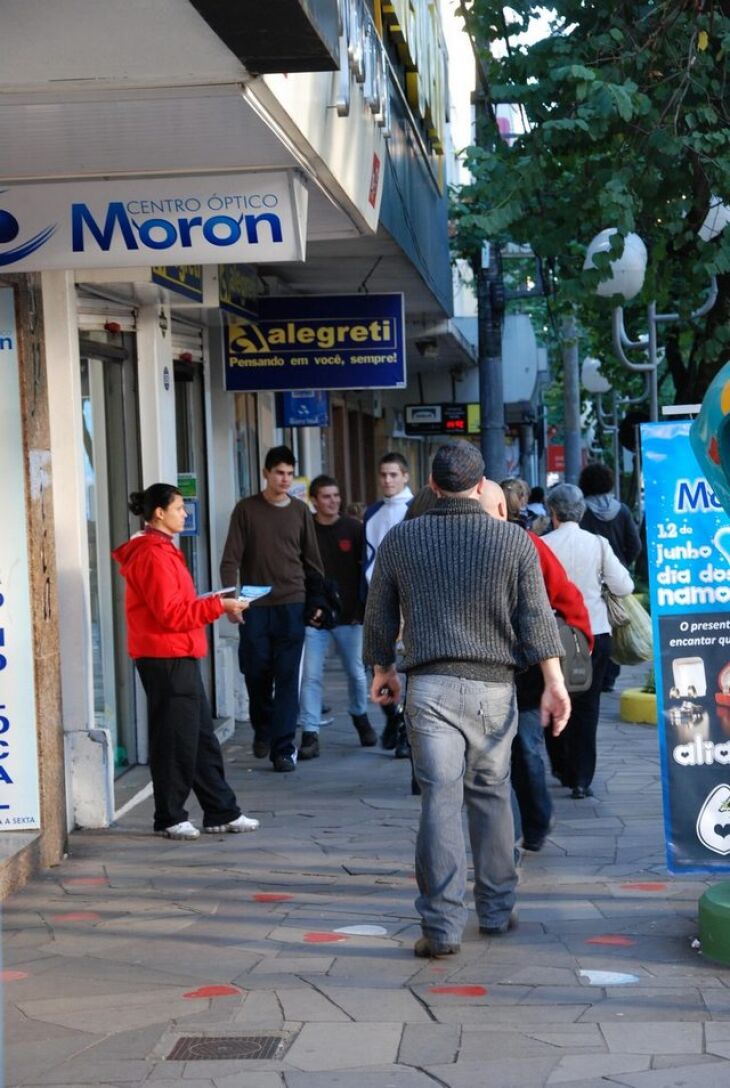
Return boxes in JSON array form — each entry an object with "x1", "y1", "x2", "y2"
[
  {"x1": 155, "y1": 820, "x2": 200, "y2": 840},
  {"x1": 204, "y1": 813, "x2": 260, "y2": 834}
]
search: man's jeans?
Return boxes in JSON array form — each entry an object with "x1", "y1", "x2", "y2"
[
  {"x1": 511, "y1": 708, "x2": 552, "y2": 846},
  {"x1": 299, "y1": 624, "x2": 368, "y2": 733},
  {"x1": 405, "y1": 674, "x2": 518, "y2": 944},
  {"x1": 238, "y1": 603, "x2": 305, "y2": 760}
]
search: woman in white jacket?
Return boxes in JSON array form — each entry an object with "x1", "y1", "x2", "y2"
[{"x1": 543, "y1": 483, "x2": 634, "y2": 798}]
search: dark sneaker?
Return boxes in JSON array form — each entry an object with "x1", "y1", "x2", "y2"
[
  {"x1": 571, "y1": 786, "x2": 594, "y2": 799},
  {"x1": 351, "y1": 714, "x2": 378, "y2": 747},
  {"x1": 394, "y1": 722, "x2": 410, "y2": 759},
  {"x1": 298, "y1": 731, "x2": 320, "y2": 760},
  {"x1": 479, "y1": 909, "x2": 519, "y2": 936},
  {"x1": 252, "y1": 737, "x2": 270, "y2": 759},
  {"x1": 414, "y1": 935, "x2": 460, "y2": 958},
  {"x1": 273, "y1": 755, "x2": 297, "y2": 773}
]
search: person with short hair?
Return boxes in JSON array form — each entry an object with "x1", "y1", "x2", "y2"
[
  {"x1": 220, "y1": 446, "x2": 324, "y2": 773},
  {"x1": 113, "y1": 483, "x2": 259, "y2": 840},
  {"x1": 297, "y1": 475, "x2": 377, "y2": 759},
  {"x1": 364, "y1": 441, "x2": 570, "y2": 958},
  {"x1": 543, "y1": 483, "x2": 634, "y2": 797},
  {"x1": 362, "y1": 451, "x2": 414, "y2": 753}
]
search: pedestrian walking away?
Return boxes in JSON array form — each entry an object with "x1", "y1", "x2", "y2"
[
  {"x1": 362, "y1": 451, "x2": 414, "y2": 755},
  {"x1": 363, "y1": 441, "x2": 570, "y2": 958},
  {"x1": 579, "y1": 462, "x2": 642, "y2": 692},
  {"x1": 543, "y1": 483, "x2": 634, "y2": 798},
  {"x1": 113, "y1": 483, "x2": 259, "y2": 840},
  {"x1": 298, "y1": 474, "x2": 377, "y2": 759},
  {"x1": 481, "y1": 481, "x2": 593, "y2": 852},
  {"x1": 220, "y1": 446, "x2": 325, "y2": 773}
]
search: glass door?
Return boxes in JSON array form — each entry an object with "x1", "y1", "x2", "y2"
[{"x1": 80, "y1": 336, "x2": 141, "y2": 773}]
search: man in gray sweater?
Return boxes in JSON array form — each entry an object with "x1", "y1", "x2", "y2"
[{"x1": 363, "y1": 442, "x2": 570, "y2": 958}]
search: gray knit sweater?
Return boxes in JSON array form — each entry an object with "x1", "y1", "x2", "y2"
[{"x1": 362, "y1": 497, "x2": 563, "y2": 682}]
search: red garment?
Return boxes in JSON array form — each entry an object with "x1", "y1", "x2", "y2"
[
  {"x1": 529, "y1": 531, "x2": 594, "y2": 651},
  {"x1": 112, "y1": 530, "x2": 223, "y2": 659}
]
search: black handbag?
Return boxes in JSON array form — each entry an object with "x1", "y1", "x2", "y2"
[{"x1": 556, "y1": 617, "x2": 593, "y2": 693}]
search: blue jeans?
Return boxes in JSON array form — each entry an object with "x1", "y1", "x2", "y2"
[
  {"x1": 238, "y1": 603, "x2": 305, "y2": 760},
  {"x1": 511, "y1": 708, "x2": 552, "y2": 846},
  {"x1": 405, "y1": 674, "x2": 518, "y2": 944},
  {"x1": 299, "y1": 624, "x2": 368, "y2": 733}
]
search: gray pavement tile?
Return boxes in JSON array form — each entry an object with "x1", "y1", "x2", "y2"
[
  {"x1": 521, "y1": 986, "x2": 610, "y2": 1006},
  {"x1": 276, "y1": 987, "x2": 352, "y2": 1022},
  {"x1": 284, "y1": 1023, "x2": 402, "y2": 1070},
  {"x1": 20, "y1": 1058, "x2": 152, "y2": 1084},
  {"x1": 282, "y1": 1070, "x2": 436, "y2": 1088},
  {"x1": 418, "y1": 982, "x2": 532, "y2": 1007},
  {"x1": 601, "y1": 1021, "x2": 704, "y2": 1054},
  {"x1": 15, "y1": 988, "x2": 209, "y2": 1034},
  {"x1": 212, "y1": 1075, "x2": 288, "y2": 1088},
  {"x1": 229, "y1": 989, "x2": 284, "y2": 1028},
  {"x1": 312, "y1": 984, "x2": 431, "y2": 1021},
  {"x1": 527, "y1": 1025, "x2": 606, "y2": 1048},
  {"x1": 610, "y1": 1063, "x2": 730, "y2": 1087},
  {"x1": 5, "y1": 1034, "x2": 99, "y2": 1088},
  {"x1": 431, "y1": 1004, "x2": 590, "y2": 1025},
  {"x1": 650, "y1": 1054, "x2": 726, "y2": 1069},
  {"x1": 398, "y1": 1023, "x2": 461, "y2": 1066},
  {"x1": 458, "y1": 1028, "x2": 585, "y2": 1061},
  {"x1": 547, "y1": 1054, "x2": 652, "y2": 1083},
  {"x1": 427, "y1": 1057, "x2": 560, "y2": 1086}
]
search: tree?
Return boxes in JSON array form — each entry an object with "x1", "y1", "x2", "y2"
[{"x1": 452, "y1": 0, "x2": 730, "y2": 403}]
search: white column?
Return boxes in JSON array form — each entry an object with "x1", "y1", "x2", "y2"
[
  {"x1": 41, "y1": 270, "x2": 113, "y2": 829},
  {"x1": 136, "y1": 303, "x2": 177, "y2": 484},
  {"x1": 207, "y1": 324, "x2": 242, "y2": 721}
]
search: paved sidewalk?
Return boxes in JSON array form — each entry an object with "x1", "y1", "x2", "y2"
[{"x1": 4, "y1": 663, "x2": 730, "y2": 1087}]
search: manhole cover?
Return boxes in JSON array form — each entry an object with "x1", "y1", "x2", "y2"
[{"x1": 167, "y1": 1034, "x2": 289, "y2": 1061}]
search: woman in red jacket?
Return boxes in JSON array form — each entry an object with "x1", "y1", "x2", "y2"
[{"x1": 113, "y1": 483, "x2": 258, "y2": 841}]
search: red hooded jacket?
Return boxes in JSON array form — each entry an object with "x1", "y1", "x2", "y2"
[{"x1": 112, "y1": 529, "x2": 224, "y2": 659}]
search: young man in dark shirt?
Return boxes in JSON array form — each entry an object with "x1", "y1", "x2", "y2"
[
  {"x1": 298, "y1": 475, "x2": 377, "y2": 759},
  {"x1": 220, "y1": 446, "x2": 324, "y2": 773}
]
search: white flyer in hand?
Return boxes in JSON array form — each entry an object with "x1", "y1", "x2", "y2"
[
  {"x1": 199, "y1": 586, "x2": 237, "y2": 599},
  {"x1": 240, "y1": 585, "x2": 272, "y2": 601}
]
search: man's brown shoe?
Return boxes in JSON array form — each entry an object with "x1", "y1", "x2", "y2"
[{"x1": 414, "y1": 936, "x2": 460, "y2": 958}]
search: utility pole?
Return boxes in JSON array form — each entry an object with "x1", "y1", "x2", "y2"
[
  {"x1": 477, "y1": 242, "x2": 506, "y2": 477},
  {"x1": 561, "y1": 311, "x2": 582, "y2": 484}
]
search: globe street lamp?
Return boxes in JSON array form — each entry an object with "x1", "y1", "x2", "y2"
[
  {"x1": 581, "y1": 355, "x2": 651, "y2": 506},
  {"x1": 583, "y1": 228, "x2": 719, "y2": 421}
]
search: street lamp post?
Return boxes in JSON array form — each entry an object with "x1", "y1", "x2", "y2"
[{"x1": 584, "y1": 228, "x2": 719, "y2": 421}]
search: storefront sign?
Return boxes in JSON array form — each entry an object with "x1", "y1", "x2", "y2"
[
  {"x1": 225, "y1": 294, "x2": 406, "y2": 392},
  {"x1": 404, "y1": 403, "x2": 481, "y2": 436},
  {"x1": 642, "y1": 420, "x2": 730, "y2": 872},
  {"x1": 151, "y1": 265, "x2": 204, "y2": 303},
  {"x1": 177, "y1": 473, "x2": 197, "y2": 499},
  {"x1": 0, "y1": 172, "x2": 308, "y2": 271},
  {"x1": 277, "y1": 391, "x2": 330, "y2": 428},
  {"x1": 218, "y1": 264, "x2": 261, "y2": 319},
  {"x1": 0, "y1": 288, "x2": 41, "y2": 829}
]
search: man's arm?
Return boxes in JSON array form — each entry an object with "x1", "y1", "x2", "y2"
[
  {"x1": 538, "y1": 657, "x2": 571, "y2": 736},
  {"x1": 362, "y1": 537, "x2": 401, "y2": 702},
  {"x1": 220, "y1": 502, "x2": 245, "y2": 588}
]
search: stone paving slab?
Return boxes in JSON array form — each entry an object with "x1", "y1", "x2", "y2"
[{"x1": 6, "y1": 662, "x2": 730, "y2": 1088}]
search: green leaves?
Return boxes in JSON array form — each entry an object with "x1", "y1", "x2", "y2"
[{"x1": 451, "y1": 0, "x2": 730, "y2": 402}]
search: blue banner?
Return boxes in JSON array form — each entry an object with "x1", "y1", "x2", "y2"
[
  {"x1": 642, "y1": 421, "x2": 730, "y2": 872},
  {"x1": 225, "y1": 293, "x2": 405, "y2": 392}
]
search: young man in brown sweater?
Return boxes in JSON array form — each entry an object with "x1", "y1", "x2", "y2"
[{"x1": 220, "y1": 446, "x2": 324, "y2": 772}]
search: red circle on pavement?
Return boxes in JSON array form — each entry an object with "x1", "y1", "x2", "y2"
[
  {"x1": 253, "y1": 893, "x2": 293, "y2": 902},
  {"x1": 303, "y1": 932, "x2": 348, "y2": 943},
  {"x1": 620, "y1": 882, "x2": 667, "y2": 892},
  {"x1": 586, "y1": 935, "x2": 636, "y2": 947},
  {"x1": 429, "y1": 985, "x2": 487, "y2": 997},
  {"x1": 65, "y1": 876, "x2": 108, "y2": 886},
  {"x1": 52, "y1": 912, "x2": 101, "y2": 922},
  {"x1": 0, "y1": 970, "x2": 28, "y2": 981},
  {"x1": 183, "y1": 985, "x2": 241, "y2": 999}
]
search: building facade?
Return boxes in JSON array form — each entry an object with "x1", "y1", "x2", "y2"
[{"x1": 0, "y1": 0, "x2": 466, "y2": 893}]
